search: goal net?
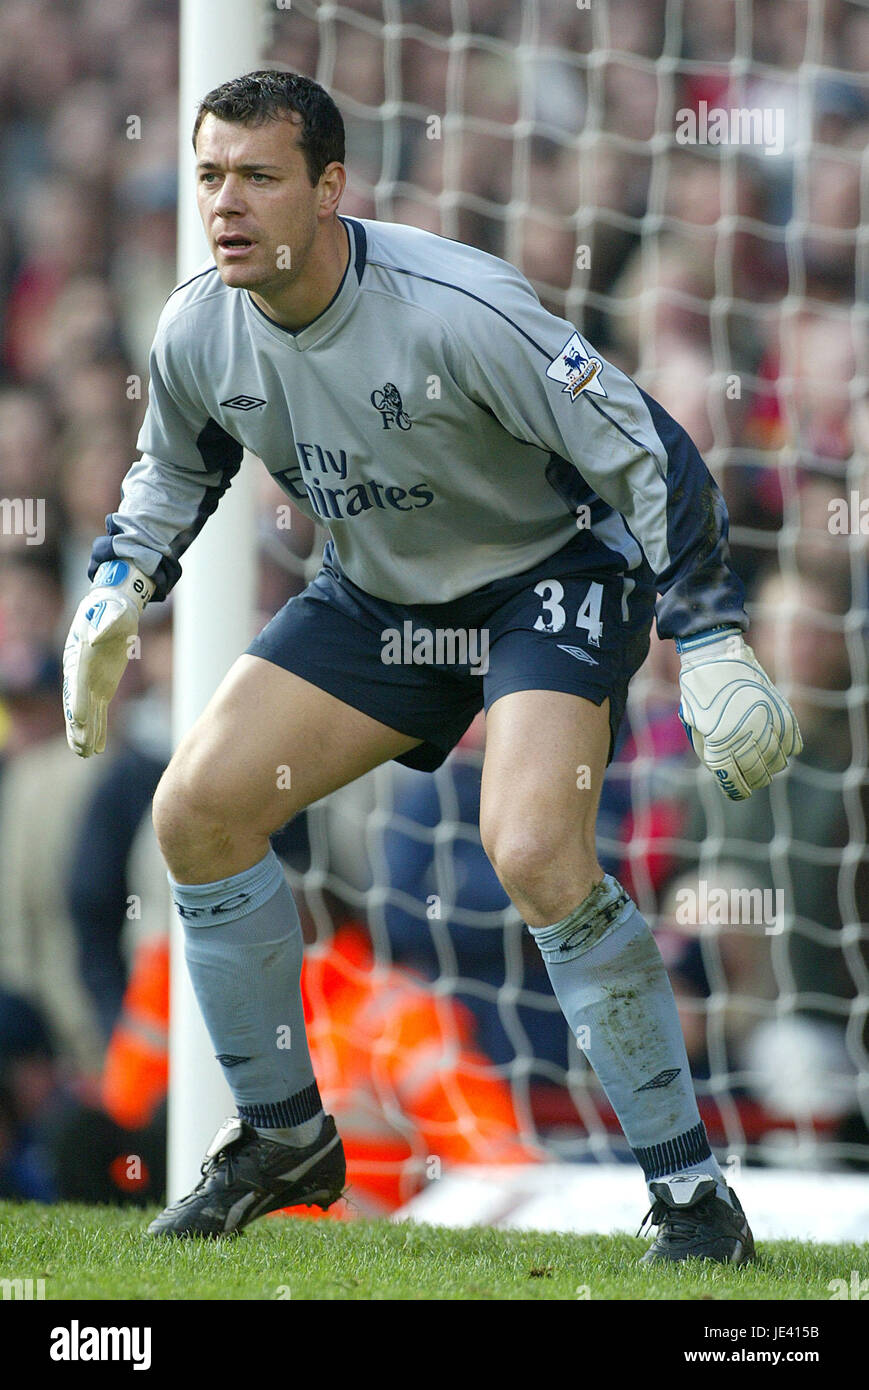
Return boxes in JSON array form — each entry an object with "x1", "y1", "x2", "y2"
[{"x1": 254, "y1": 0, "x2": 869, "y2": 1212}]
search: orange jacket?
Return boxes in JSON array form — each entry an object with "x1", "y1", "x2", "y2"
[
  {"x1": 102, "y1": 924, "x2": 539, "y2": 1212},
  {"x1": 101, "y1": 937, "x2": 169, "y2": 1131},
  {"x1": 300, "y1": 924, "x2": 539, "y2": 1211}
]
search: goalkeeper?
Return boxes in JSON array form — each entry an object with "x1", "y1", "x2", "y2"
[{"x1": 63, "y1": 70, "x2": 800, "y2": 1262}]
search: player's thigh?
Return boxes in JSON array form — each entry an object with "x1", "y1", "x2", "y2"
[
  {"x1": 479, "y1": 688, "x2": 611, "y2": 882},
  {"x1": 154, "y1": 653, "x2": 421, "y2": 840}
]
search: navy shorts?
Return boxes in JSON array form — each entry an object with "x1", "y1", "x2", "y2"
[{"x1": 248, "y1": 535, "x2": 656, "y2": 772}]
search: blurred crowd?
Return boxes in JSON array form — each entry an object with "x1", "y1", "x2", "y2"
[{"x1": 0, "y1": 0, "x2": 866, "y2": 1208}]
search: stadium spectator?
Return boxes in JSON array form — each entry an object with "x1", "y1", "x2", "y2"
[
  {"x1": 0, "y1": 384, "x2": 58, "y2": 501},
  {"x1": 656, "y1": 560, "x2": 869, "y2": 1154},
  {"x1": 655, "y1": 865, "x2": 779, "y2": 1084},
  {"x1": 381, "y1": 720, "x2": 571, "y2": 1075},
  {"x1": 66, "y1": 599, "x2": 174, "y2": 1039},
  {"x1": 0, "y1": 988, "x2": 65, "y2": 1200},
  {"x1": 0, "y1": 712, "x2": 106, "y2": 1069}
]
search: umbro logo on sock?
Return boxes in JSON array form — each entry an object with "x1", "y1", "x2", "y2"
[
  {"x1": 216, "y1": 1054, "x2": 251, "y2": 1068},
  {"x1": 634, "y1": 1067, "x2": 682, "y2": 1092}
]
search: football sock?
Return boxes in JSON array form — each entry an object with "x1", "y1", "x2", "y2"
[
  {"x1": 170, "y1": 848, "x2": 325, "y2": 1148},
  {"x1": 527, "y1": 874, "x2": 730, "y2": 1204}
]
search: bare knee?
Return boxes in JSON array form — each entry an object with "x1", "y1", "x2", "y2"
[
  {"x1": 153, "y1": 756, "x2": 229, "y2": 883},
  {"x1": 482, "y1": 819, "x2": 601, "y2": 927},
  {"x1": 152, "y1": 746, "x2": 279, "y2": 885}
]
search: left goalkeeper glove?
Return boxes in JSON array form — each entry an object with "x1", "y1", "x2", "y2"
[
  {"x1": 63, "y1": 559, "x2": 155, "y2": 758},
  {"x1": 676, "y1": 626, "x2": 802, "y2": 801}
]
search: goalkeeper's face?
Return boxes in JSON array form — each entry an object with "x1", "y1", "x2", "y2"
[{"x1": 195, "y1": 113, "x2": 344, "y2": 299}]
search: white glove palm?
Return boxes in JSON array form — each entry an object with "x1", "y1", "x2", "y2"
[
  {"x1": 63, "y1": 560, "x2": 155, "y2": 757},
  {"x1": 677, "y1": 627, "x2": 802, "y2": 800}
]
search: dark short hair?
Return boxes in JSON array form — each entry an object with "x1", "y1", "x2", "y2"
[{"x1": 192, "y1": 69, "x2": 345, "y2": 185}]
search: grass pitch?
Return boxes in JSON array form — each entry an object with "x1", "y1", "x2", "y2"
[{"x1": 0, "y1": 1201, "x2": 865, "y2": 1300}]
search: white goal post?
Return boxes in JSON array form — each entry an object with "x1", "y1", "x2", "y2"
[{"x1": 167, "y1": 0, "x2": 264, "y2": 1202}]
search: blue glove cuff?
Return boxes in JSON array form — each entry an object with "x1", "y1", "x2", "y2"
[{"x1": 675, "y1": 625, "x2": 743, "y2": 655}]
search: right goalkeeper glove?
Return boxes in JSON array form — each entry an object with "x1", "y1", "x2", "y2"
[
  {"x1": 63, "y1": 559, "x2": 155, "y2": 757},
  {"x1": 677, "y1": 626, "x2": 802, "y2": 801}
]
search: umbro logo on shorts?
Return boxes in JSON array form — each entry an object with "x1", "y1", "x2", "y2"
[
  {"x1": 221, "y1": 395, "x2": 267, "y2": 410},
  {"x1": 557, "y1": 643, "x2": 599, "y2": 666}
]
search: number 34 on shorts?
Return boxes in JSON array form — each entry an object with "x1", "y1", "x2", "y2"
[{"x1": 532, "y1": 578, "x2": 604, "y2": 647}]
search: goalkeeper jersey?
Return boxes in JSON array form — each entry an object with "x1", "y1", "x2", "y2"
[{"x1": 90, "y1": 215, "x2": 746, "y2": 640}]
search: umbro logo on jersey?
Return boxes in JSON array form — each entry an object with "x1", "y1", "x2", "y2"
[
  {"x1": 634, "y1": 1067, "x2": 682, "y2": 1092},
  {"x1": 557, "y1": 643, "x2": 599, "y2": 666},
  {"x1": 370, "y1": 382, "x2": 412, "y2": 430},
  {"x1": 221, "y1": 395, "x2": 266, "y2": 410}
]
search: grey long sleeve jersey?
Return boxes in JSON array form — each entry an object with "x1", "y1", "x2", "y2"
[{"x1": 90, "y1": 215, "x2": 747, "y2": 640}]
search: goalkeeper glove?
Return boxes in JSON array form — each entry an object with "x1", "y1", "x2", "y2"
[
  {"x1": 63, "y1": 559, "x2": 156, "y2": 758},
  {"x1": 676, "y1": 626, "x2": 802, "y2": 801}
]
